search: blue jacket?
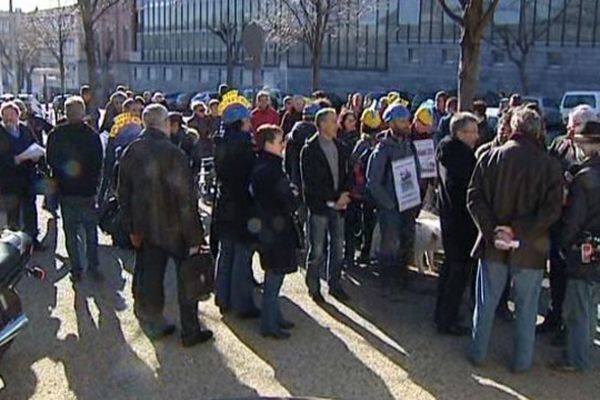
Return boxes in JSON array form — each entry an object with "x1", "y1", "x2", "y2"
[{"x1": 366, "y1": 130, "x2": 421, "y2": 211}]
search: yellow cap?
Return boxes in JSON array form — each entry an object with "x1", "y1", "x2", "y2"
[
  {"x1": 361, "y1": 107, "x2": 382, "y2": 129},
  {"x1": 415, "y1": 105, "x2": 434, "y2": 126}
]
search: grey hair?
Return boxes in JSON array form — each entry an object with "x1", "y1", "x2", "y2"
[
  {"x1": 142, "y1": 104, "x2": 169, "y2": 129},
  {"x1": 569, "y1": 105, "x2": 598, "y2": 133},
  {"x1": 450, "y1": 112, "x2": 478, "y2": 137},
  {"x1": 64, "y1": 96, "x2": 86, "y2": 121},
  {"x1": 511, "y1": 107, "x2": 542, "y2": 138}
]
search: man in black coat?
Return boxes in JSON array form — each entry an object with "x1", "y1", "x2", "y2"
[
  {"x1": 47, "y1": 96, "x2": 103, "y2": 282},
  {"x1": 0, "y1": 101, "x2": 43, "y2": 249},
  {"x1": 118, "y1": 104, "x2": 213, "y2": 347},
  {"x1": 554, "y1": 120, "x2": 600, "y2": 372},
  {"x1": 434, "y1": 112, "x2": 480, "y2": 336},
  {"x1": 251, "y1": 125, "x2": 301, "y2": 339},
  {"x1": 301, "y1": 108, "x2": 351, "y2": 303},
  {"x1": 284, "y1": 103, "x2": 319, "y2": 190}
]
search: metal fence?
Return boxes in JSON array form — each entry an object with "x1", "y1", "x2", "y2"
[{"x1": 137, "y1": 0, "x2": 599, "y2": 71}]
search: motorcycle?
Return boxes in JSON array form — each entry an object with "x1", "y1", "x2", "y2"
[{"x1": 0, "y1": 230, "x2": 45, "y2": 358}]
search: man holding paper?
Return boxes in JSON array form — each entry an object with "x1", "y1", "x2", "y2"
[
  {"x1": 0, "y1": 101, "x2": 45, "y2": 249},
  {"x1": 367, "y1": 104, "x2": 421, "y2": 292},
  {"x1": 467, "y1": 107, "x2": 563, "y2": 372}
]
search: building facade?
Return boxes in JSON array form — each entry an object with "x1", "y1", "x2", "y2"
[{"x1": 129, "y1": 0, "x2": 600, "y2": 100}]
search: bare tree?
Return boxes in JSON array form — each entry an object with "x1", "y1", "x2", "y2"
[
  {"x1": 262, "y1": 0, "x2": 369, "y2": 91},
  {"x1": 0, "y1": 15, "x2": 42, "y2": 92},
  {"x1": 30, "y1": 3, "x2": 77, "y2": 99},
  {"x1": 76, "y1": 0, "x2": 121, "y2": 105},
  {"x1": 209, "y1": 22, "x2": 244, "y2": 87},
  {"x1": 490, "y1": 0, "x2": 572, "y2": 94},
  {"x1": 439, "y1": 0, "x2": 501, "y2": 110}
]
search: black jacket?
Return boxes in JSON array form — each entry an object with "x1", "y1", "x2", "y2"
[
  {"x1": 300, "y1": 133, "x2": 349, "y2": 215},
  {"x1": 557, "y1": 156, "x2": 600, "y2": 282},
  {"x1": 47, "y1": 122, "x2": 103, "y2": 198},
  {"x1": 117, "y1": 128, "x2": 204, "y2": 256},
  {"x1": 0, "y1": 123, "x2": 37, "y2": 196},
  {"x1": 213, "y1": 127, "x2": 256, "y2": 242},
  {"x1": 467, "y1": 135, "x2": 563, "y2": 269},
  {"x1": 251, "y1": 151, "x2": 300, "y2": 274},
  {"x1": 436, "y1": 136, "x2": 478, "y2": 261},
  {"x1": 284, "y1": 121, "x2": 317, "y2": 188},
  {"x1": 281, "y1": 111, "x2": 302, "y2": 135}
]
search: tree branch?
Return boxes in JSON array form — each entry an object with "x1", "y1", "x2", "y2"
[{"x1": 438, "y1": 0, "x2": 464, "y2": 26}]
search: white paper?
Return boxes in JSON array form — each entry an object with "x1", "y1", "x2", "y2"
[
  {"x1": 18, "y1": 143, "x2": 46, "y2": 162},
  {"x1": 413, "y1": 139, "x2": 436, "y2": 178},
  {"x1": 392, "y1": 157, "x2": 422, "y2": 213},
  {"x1": 100, "y1": 131, "x2": 109, "y2": 158}
]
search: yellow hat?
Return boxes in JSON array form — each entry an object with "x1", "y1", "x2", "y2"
[
  {"x1": 361, "y1": 107, "x2": 382, "y2": 129},
  {"x1": 415, "y1": 104, "x2": 434, "y2": 126},
  {"x1": 387, "y1": 92, "x2": 400, "y2": 104}
]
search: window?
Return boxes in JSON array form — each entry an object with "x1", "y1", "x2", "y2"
[
  {"x1": 134, "y1": 66, "x2": 142, "y2": 81},
  {"x1": 547, "y1": 51, "x2": 562, "y2": 67},
  {"x1": 563, "y1": 95, "x2": 596, "y2": 109},
  {"x1": 492, "y1": 50, "x2": 506, "y2": 65},
  {"x1": 149, "y1": 67, "x2": 157, "y2": 80},
  {"x1": 165, "y1": 67, "x2": 173, "y2": 80},
  {"x1": 408, "y1": 48, "x2": 420, "y2": 62},
  {"x1": 442, "y1": 48, "x2": 458, "y2": 64}
]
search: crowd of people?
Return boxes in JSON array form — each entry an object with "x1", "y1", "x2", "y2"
[{"x1": 0, "y1": 82, "x2": 598, "y2": 373}]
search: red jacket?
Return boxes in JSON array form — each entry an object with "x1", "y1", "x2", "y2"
[{"x1": 251, "y1": 107, "x2": 280, "y2": 133}]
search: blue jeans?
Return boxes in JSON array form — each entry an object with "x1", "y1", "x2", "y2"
[
  {"x1": 215, "y1": 239, "x2": 256, "y2": 313},
  {"x1": 261, "y1": 271, "x2": 285, "y2": 334},
  {"x1": 563, "y1": 279, "x2": 600, "y2": 371},
  {"x1": 377, "y1": 208, "x2": 415, "y2": 280},
  {"x1": 305, "y1": 210, "x2": 344, "y2": 294},
  {"x1": 469, "y1": 260, "x2": 544, "y2": 371},
  {"x1": 60, "y1": 196, "x2": 99, "y2": 274}
]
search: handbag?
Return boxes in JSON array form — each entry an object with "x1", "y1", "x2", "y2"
[
  {"x1": 98, "y1": 196, "x2": 133, "y2": 249},
  {"x1": 180, "y1": 246, "x2": 215, "y2": 302}
]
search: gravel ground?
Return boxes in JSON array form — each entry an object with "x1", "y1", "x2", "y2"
[{"x1": 0, "y1": 206, "x2": 599, "y2": 400}]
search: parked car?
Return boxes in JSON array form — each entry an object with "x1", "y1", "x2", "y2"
[
  {"x1": 52, "y1": 94, "x2": 72, "y2": 115},
  {"x1": 560, "y1": 91, "x2": 600, "y2": 123},
  {"x1": 165, "y1": 92, "x2": 182, "y2": 111},
  {"x1": 175, "y1": 92, "x2": 195, "y2": 112},
  {"x1": 522, "y1": 95, "x2": 563, "y2": 128},
  {"x1": 190, "y1": 91, "x2": 219, "y2": 109}
]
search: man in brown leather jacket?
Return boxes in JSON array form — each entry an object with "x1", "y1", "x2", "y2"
[{"x1": 467, "y1": 107, "x2": 563, "y2": 372}]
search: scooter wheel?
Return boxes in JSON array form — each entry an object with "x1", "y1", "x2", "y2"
[{"x1": 0, "y1": 289, "x2": 23, "y2": 359}]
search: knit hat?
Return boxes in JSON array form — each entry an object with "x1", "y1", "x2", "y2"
[
  {"x1": 414, "y1": 101, "x2": 435, "y2": 126},
  {"x1": 387, "y1": 91, "x2": 410, "y2": 107},
  {"x1": 361, "y1": 107, "x2": 382, "y2": 129},
  {"x1": 219, "y1": 90, "x2": 251, "y2": 124},
  {"x1": 383, "y1": 104, "x2": 411, "y2": 123}
]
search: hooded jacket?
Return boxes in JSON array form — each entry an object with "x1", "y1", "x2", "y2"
[{"x1": 366, "y1": 129, "x2": 421, "y2": 212}]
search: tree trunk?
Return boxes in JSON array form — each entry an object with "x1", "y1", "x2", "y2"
[
  {"x1": 457, "y1": 32, "x2": 482, "y2": 111},
  {"x1": 311, "y1": 47, "x2": 321, "y2": 92},
  {"x1": 226, "y1": 43, "x2": 235, "y2": 87},
  {"x1": 516, "y1": 55, "x2": 529, "y2": 95},
  {"x1": 81, "y1": 13, "x2": 101, "y2": 110}
]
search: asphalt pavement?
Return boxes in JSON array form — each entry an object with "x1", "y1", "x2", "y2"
[{"x1": 0, "y1": 204, "x2": 599, "y2": 400}]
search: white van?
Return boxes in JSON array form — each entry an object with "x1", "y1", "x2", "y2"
[{"x1": 560, "y1": 91, "x2": 600, "y2": 123}]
